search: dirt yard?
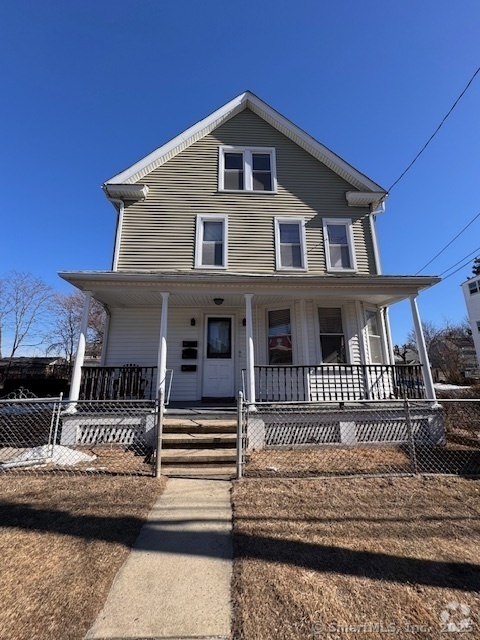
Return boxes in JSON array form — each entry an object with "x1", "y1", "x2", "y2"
[
  {"x1": 232, "y1": 476, "x2": 480, "y2": 639},
  {"x1": 0, "y1": 474, "x2": 165, "y2": 640}
]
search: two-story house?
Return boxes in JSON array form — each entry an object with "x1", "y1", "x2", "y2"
[{"x1": 61, "y1": 91, "x2": 439, "y2": 406}]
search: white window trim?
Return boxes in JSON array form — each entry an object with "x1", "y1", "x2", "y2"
[
  {"x1": 274, "y1": 217, "x2": 308, "y2": 271},
  {"x1": 323, "y1": 218, "x2": 357, "y2": 273},
  {"x1": 218, "y1": 146, "x2": 277, "y2": 193},
  {"x1": 195, "y1": 214, "x2": 228, "y2": 269},
  {"x1": 314, "y1": 304, "x2": 350, "y2": 364}
]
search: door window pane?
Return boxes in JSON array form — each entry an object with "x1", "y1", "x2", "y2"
[
  {"x1": 207, "y1": 318, "x2": 231, "y2": 358},
  {"x1": 268, "y1": 309, "x2": 292, "y2": 364}
]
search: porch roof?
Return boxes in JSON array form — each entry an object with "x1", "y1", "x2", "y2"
[{"x1": 59, "y1": 270, "x2": 440, "y2": 308}]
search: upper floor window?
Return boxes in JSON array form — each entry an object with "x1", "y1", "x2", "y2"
[
  {"x1": 477, "y1": 321, "x2": 480, "y2": 333},
  {"x1": 469, "y1": 281, "x2": 479, "y2": 295},
  {"x1": 323, "y1": 218, "x2": 357, "y2": 272},
  {"x1": 219, "y1": 146, "x2": 277, "y2": 193},
  {"x1": 274, "y1": 217, "x2": 307, "y2": 270},
  {"x1": 268, "y1": 308, "x2": 292, "y2": 364},
  {"x1": 195, "y1": 215, "x2": 227, "y2": 269},
  {"x1": 318, "y1": 307, "x2": 346, "y2": 363}
]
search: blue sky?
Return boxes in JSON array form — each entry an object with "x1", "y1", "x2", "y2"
[{"x1": 1, "y1": 0, "x2": 479, "y2": 350}]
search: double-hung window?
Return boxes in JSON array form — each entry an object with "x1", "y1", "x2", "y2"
[
  {"x1": 219, "y1": 146, "x2": 276, "y2": 192},
  {"x1": 274, "y1": 217, "x2": 307, "y2": 270},
  {"x1": 268, "y1": 309, "x2": 292, "y2": 364},
  {"x1": 323, "y1": 218, "x2": 356, "y2": 272},
  {"x1": 469, "y1": 281, "x2": 479, "y2": 295},
  {"x1": 195, "y1": 215, "x2": 228, "y2": 269},
  {"x1": 365, "y1": 309, "x2": 383, "y2": 364},
  {"x1": 318, "y1": 308, "x2": 346, "y2": 363}
]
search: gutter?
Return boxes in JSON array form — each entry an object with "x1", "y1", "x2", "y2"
[{"x1": 369, "y1": 200, "x2": 386, "y2": 276}]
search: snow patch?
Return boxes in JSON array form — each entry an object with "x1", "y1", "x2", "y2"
[
  {"x1": 434, "y1": 383, "x2": 471, "y2": 391},
  {"x1": 1, "y1": 445, "x2": 96, "y2": 469}
]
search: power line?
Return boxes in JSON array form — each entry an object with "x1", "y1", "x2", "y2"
[
  {"x1": 388, "y1": 66, "x2": 480, "y2": 192},
  {"x1": 415, "y1": 210, "x2": 480, "y2": 275},
  {"x1": 441, "y1": 254, "x2": 479, "y2": 282},
  {"x1": 438, "y1": 246, "x2": 480, "y2": 277}
]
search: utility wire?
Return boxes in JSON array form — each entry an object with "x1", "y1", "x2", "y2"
[
  {"x1": 415, "y1": 210, "x2": 480, "y2": 275},
  {"x1": 388, "y1": 66, "x2": 480, "y2": 192},
  {"x1": 438, "y1": 246, "x2": 480, "y2": 277},
  {"x1": 441, "y1": 254, "x2": 479, "y2": 282}
]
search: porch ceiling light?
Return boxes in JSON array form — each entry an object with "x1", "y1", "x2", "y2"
[{"x1": 213, "y1": 298, "x2": 224, "y2": 305}]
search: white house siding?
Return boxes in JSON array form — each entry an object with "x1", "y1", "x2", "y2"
[
  {"x1": 462, "y1": 278, "x2": 480, "y2": 367},
  {"x1": 104, "y1": 307, "x2": 159, "y2": 367},
  {"x1": 117, "y1": 109, "x2": 377, "y2": 275}
]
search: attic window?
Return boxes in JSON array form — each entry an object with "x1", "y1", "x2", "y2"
[{"x1": 219, "y1": 146, "x2": 276, "y2": 193}]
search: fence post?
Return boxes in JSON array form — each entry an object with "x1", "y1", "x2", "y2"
[
  {"x1": 404, "y1": 398, "x2": 419, "y2": 475},
  {"x1": 236, "y1": 391, "x2": 244, "y2": 479},
  {"x1": 155, "y1": 389, "x2": 164, "y2": 479},
  {"x1": 47, "y1": 393, "x2": 63, "y2": 459}
]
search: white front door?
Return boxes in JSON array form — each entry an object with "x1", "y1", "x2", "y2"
[{"x1": 203, "y1": 316, "x2": 235, "y2": 398}]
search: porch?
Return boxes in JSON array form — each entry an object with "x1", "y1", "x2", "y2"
[
  {"x1": 78, "y1": 363, "x2": 426, "y2": 402},
  {"x1": 60, "y1": 271, "x2": 440, "y2": 407}
]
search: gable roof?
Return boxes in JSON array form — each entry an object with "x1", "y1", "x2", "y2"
[{"x1": 104, "y1": 91, "x2": 387, "y2": 196}]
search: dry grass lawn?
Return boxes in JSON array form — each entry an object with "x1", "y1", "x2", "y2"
[
  {"x1": 0, "y1": 475, "x2": 165, "y2": 640},
  {"x1": 232, "y1": 476, "x2": 480, "y2": 639}
]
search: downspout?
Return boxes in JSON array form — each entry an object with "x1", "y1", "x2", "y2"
[
  {"x1": 369, "y1": 201, "x2": 385, "y2": 276},
  {"x1": 104, "y1": 186, "x2": 125, "y2": 272}
]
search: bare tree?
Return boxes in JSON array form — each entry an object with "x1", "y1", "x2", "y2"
[
  {"x1": 45, "y1": 290, "x2": 106, "y2": 362},
  {"x1": 0, "y1": 271, "x2": 53, "y2": 357},
  {"x1": 407, "y1": 319, "x2": 475, "y2": 384}
]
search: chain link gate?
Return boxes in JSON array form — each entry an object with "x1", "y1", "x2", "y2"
[{"x1": 238, "y1": 397, "x2": 480, "y2": 479}]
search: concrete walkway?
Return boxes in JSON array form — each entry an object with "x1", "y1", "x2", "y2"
[{"x1": 86, "y1": 477, "x2": 232, "y2": 640}]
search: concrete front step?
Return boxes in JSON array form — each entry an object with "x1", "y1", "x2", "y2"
[
  {"x1": 161, "y1": 464, "x2": 236, "y2": 479},
  {"x1": 161, "y1": 448, "x2": 237, "y2": 464},
  {"x1": 163, "y1": 433, "x2": 237, "y2": 448},
  {"x1": 163, "y1": 418, "x2": 237, "y2": 433}
]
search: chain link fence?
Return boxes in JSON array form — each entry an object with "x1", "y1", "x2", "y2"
[
  {"x1": 238, "y1": 398, "x2": 480, "y2": 478},
  {"x1": 0, "y1": 398, "x2": 158, "y2": 475}
]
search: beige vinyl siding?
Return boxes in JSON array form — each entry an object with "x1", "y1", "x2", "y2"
[{"x1": 118, "y1": 109, "x2": 376, "y2": 275}]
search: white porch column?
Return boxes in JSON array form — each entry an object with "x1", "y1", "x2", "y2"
[
  {"x1": 156, "y1": 292, "x2": 170, "y2": 401},
  {"x1": 245, "y1": 293, "x2": 255, "y2": 403},
  {"x1": 410, "y1": 295, "x2": 436, "y2": 400},
  {"x1": 69, "y1": 290, "x2": 92, "y2": 402}
]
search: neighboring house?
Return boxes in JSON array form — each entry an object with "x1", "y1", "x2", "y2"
[
  {"x1": 61, "y1": 91, "x2": 439, "y2": 405},
  {"x1": 462, "y1": 275, "x2": 480, "y2": 369},
  {"x1": 0, "y1": 357, "x2": 71, "y2": 396}
]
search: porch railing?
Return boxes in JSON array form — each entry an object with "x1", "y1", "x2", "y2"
[
  {"x1": 245, "y1": 364, "x2": 426, "y2": 402},
  {"x1": 79, "y1": 366, "x2": 171, "y2": 402}
]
